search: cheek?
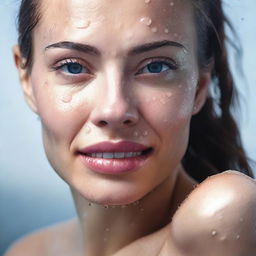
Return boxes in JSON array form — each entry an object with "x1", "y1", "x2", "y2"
[{"x1": 32, "y1": 79, "x2": 90, "y2": 145}]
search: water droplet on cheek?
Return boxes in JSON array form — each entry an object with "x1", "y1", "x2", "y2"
[
  {"x1": 166, "y1": 92, "x2": 172, "y2": 98},
  {"x1": 140, "y1": 17, "x2": 152, "y2": 26},
  {"x1": 236, "y1": 234, "x2": 240, "y2": 240},
  {"x1": 170, "y1": 2, "x2": 174, "y2": 6},
  {"x1": 85, "y1": 125, "x2": 91, "y2": 134},
  {"x1": 61, "y1": 94, "x2": 73, "y2": 103}
]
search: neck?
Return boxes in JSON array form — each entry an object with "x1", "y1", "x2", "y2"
[{"x1": 70, "y1": 165, "x2": 192, "y2": 256}]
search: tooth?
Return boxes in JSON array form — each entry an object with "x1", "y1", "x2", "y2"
[
  {"x1": 125, "y1": 152, "x2": 133, "y2": 158},
  {"x1": 92, "y1": 153, "x2": 96, "y2": 157},
  {"x1": 103, "y1": 152, "x2": 114, "y2": 159},
  {"x1": 114, "y1": 152, "x2": 125, "y2": 158},
  {"x1": 132, "y1": 152, "x2": 137, "y2": 157},
  {"x1": 96, "y1": 152, "x2": 103, "y2": 158}
]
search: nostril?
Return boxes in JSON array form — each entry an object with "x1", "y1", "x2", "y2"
[{"x1": 123, "y1": 119, "x2": 132, "y2": 125}]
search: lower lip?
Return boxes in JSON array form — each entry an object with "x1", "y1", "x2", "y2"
[{"x1": 79, "y1": 153, "x2": 151, "y2": 174}]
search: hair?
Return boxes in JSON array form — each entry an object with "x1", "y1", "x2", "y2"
[{"x1": 17, "y1": 0, "x2": 254, "y2": 182}]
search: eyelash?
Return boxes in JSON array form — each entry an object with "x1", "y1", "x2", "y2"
[{"x1": 52, "y1": 57, "x2": 178, "y2": 77}]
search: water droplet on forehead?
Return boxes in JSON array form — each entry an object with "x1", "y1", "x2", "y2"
[
  {"x1": 140, "y1": 17, "x2": 152, "y2": 26},
  {"x1": 211, "y1": 230, "x2": 218, "y2": 236},
  {"x1": 151, "y1": 27, "x2": 158, "y2": 33}
]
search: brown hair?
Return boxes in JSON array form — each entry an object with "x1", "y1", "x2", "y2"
[{"x1": 17, "y1": 0, "x2": 254, "y2": 182}]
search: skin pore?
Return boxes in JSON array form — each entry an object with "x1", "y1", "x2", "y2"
[{"x1": 10, "y1": 0, "x2": 256, "y2": 256}]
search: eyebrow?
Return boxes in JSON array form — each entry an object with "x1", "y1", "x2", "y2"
[{"x1": 45, "y1": 40, "x2": 186, "y2": 56}]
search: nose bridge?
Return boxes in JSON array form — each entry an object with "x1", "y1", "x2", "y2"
[{"x1": 90, "y1": 63, "x2": 138, "y2": 128}]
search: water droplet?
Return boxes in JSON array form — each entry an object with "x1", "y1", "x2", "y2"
[
  {"x1": 103, "y1": 237, "x2": 108, "y2": 242},
  {"x1": 105, "y1": 228, "x2": 110, "y2": 232},
  {"x1": 174, "y1": 33, "x2": 178, "y2": 38},
  {"x1": 152, "y1": 97, "x2": 156, "y2": 101},
  {"x1": 220, "y1": 236, "x2": 226, "y2": 241},
  {"x1": 143, "y1": 131, "x2": 149, "y2": 136},
  {"x1": 85, "y1": 126, "x2": 91, "y2": 134},
  {"x1": 178, "y1": 84, "x2": 182, "y2": 88},
  {"x1": 236, "y1": 234, "x2": 240, "y2": 240},
  {"x1": 151, "y1": 27, "x2": 158, "y2": 33},
  {"x1": 145, "y1": 0, "x2": 151, "y2": 3},
  {"x1": 88, "y1": 202, "x2": 92, "y2": 206},
  {"x1": 104, "y1": 205, "x2": 109, "y2": 209},
  {"x1": 61, "y1": 94, "x2": 72, "y2": 103},
  {"x1": 166, "y1": 92, "x2": 172, "y2": 98},
  {"x1": 76, "y1": 20, "x2": 91, "y2": 29},
  {"x1": 240, "y1": 218, "x2": 244, "y2": 222},
  {"x1": 170, "y1": 2, "x2": 174, "y2": 6},
  {"x1": 164, "y1": 28, "x2": 169, "y2": 34},
  {"x1": 140, "y1": 17, "x2": 152, "y2": 26},
  {"x1": 133, "y1": 131, "x2": 140, "y2": 137},
  {"x1": 140, "y1": 208, "x2": 145, "y2": 212},
  {"x1": 211, "y1": 230, "x2": 218, "y2": 236}
]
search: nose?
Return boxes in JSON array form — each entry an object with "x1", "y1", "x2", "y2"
[{"x1": 89, "y1": 78, "x2": 139, "y2": 129}]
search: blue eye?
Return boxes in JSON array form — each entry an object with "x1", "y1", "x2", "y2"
[
  {"x1": 140, "y1": 61, "x2": 177, "y2": 74},
  {"x1": 57, "y1": 62, "x2": 88, "y2": 74}
]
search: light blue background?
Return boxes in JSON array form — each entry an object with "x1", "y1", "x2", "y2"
[{"x1": 0, "y1": 0, "x2": 255, "y2": 255}]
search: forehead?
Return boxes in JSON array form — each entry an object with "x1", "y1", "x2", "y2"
[{"x1": 36, "y1": 0, "x2": 196, "y2": 53}]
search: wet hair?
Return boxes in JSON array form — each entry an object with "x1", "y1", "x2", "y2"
[{"x1": 17, "y1": 0, "x2": 254, "y2": 182}]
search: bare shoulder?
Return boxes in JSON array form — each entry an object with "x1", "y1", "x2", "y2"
[
  {"x1": 4, "y1": 218, "x2": 80, "y2": 256},
  {"x1": 169, "y1": 170, "x2": 256, "y2": 256}
]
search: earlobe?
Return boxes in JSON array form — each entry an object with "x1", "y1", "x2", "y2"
[
  {"x1": 13, "y1": 45, "x2": 38, "y2": 114},
  {"x1": 192, "y1": 71, "x2": 211, "y2": 115}
]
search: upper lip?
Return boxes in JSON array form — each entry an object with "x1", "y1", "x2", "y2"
[{"x1": 79, "y1": 141, "x2": 152, "y2": 154}]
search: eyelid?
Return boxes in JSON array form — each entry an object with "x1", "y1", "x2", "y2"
[
  {"x1": 136, "y1": 57, "x2": 179, "y2": 74},
  {"x1": 52, "y1": 58, "x2": 92, "y2": 74}
]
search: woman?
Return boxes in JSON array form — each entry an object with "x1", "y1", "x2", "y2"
[{"x1": 5, "y1": 0, "x2": 256, "y2": 255}]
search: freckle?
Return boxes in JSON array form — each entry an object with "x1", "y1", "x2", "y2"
[
  {"x1": 164, "y1": 28, "x2": 169, "y2": 34},
  {"x1": 61, "y1": 94, "x2": 73, "y2": 103},
  {"x1": 151, "y1": 27, "x2": 158, "y2": 33},
  {"x1": 140, "y1": 17, "x2": 152, "y2": 26}
]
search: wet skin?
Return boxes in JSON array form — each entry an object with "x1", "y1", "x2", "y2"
[{"x1": 9, "y1": 0, "x2": 256, "y2": 255}]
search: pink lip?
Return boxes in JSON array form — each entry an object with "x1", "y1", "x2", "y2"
[{"x1": 78, "y1": 141, "x2": 153, "y2": 174}]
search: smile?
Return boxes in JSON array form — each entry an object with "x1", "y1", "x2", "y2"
[{"x1": 78, "y1": 141, "x2": 153, "y2": 174}]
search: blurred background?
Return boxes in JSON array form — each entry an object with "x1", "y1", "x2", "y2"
[{"x1": 0, "y1": 0, "x2": 255, "y2": 255}]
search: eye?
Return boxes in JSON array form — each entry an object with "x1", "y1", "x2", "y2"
[
  {"x1": 137, "y1": 59, "x2": 178, "y2": 75},
  {"x1": 54, "y1": 59, "x2": 89, "y2": 75}
]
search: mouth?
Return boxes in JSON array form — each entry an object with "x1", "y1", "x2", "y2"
[
  {"x1": 78, "y1": 141, "x2": 154, "y2": 174},
  {"x1": 82, "y1": 148, "x2": 153, "y2": 159}
]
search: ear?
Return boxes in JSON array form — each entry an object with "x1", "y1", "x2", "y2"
[
  {"x1": 192, "y1": 70, "x2": 211, "y2": 115},
  {"x1": 13, "y1": 45, "x2": 38, "y2": 114}
]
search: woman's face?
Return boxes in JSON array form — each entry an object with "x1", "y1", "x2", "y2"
[{"x1": 17, "y1": 0, "x2": 209, "y2": 205}]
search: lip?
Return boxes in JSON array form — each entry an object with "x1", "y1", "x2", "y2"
[{"x1": 78, "y1": 141, "x2": 153, "y2": 174}]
